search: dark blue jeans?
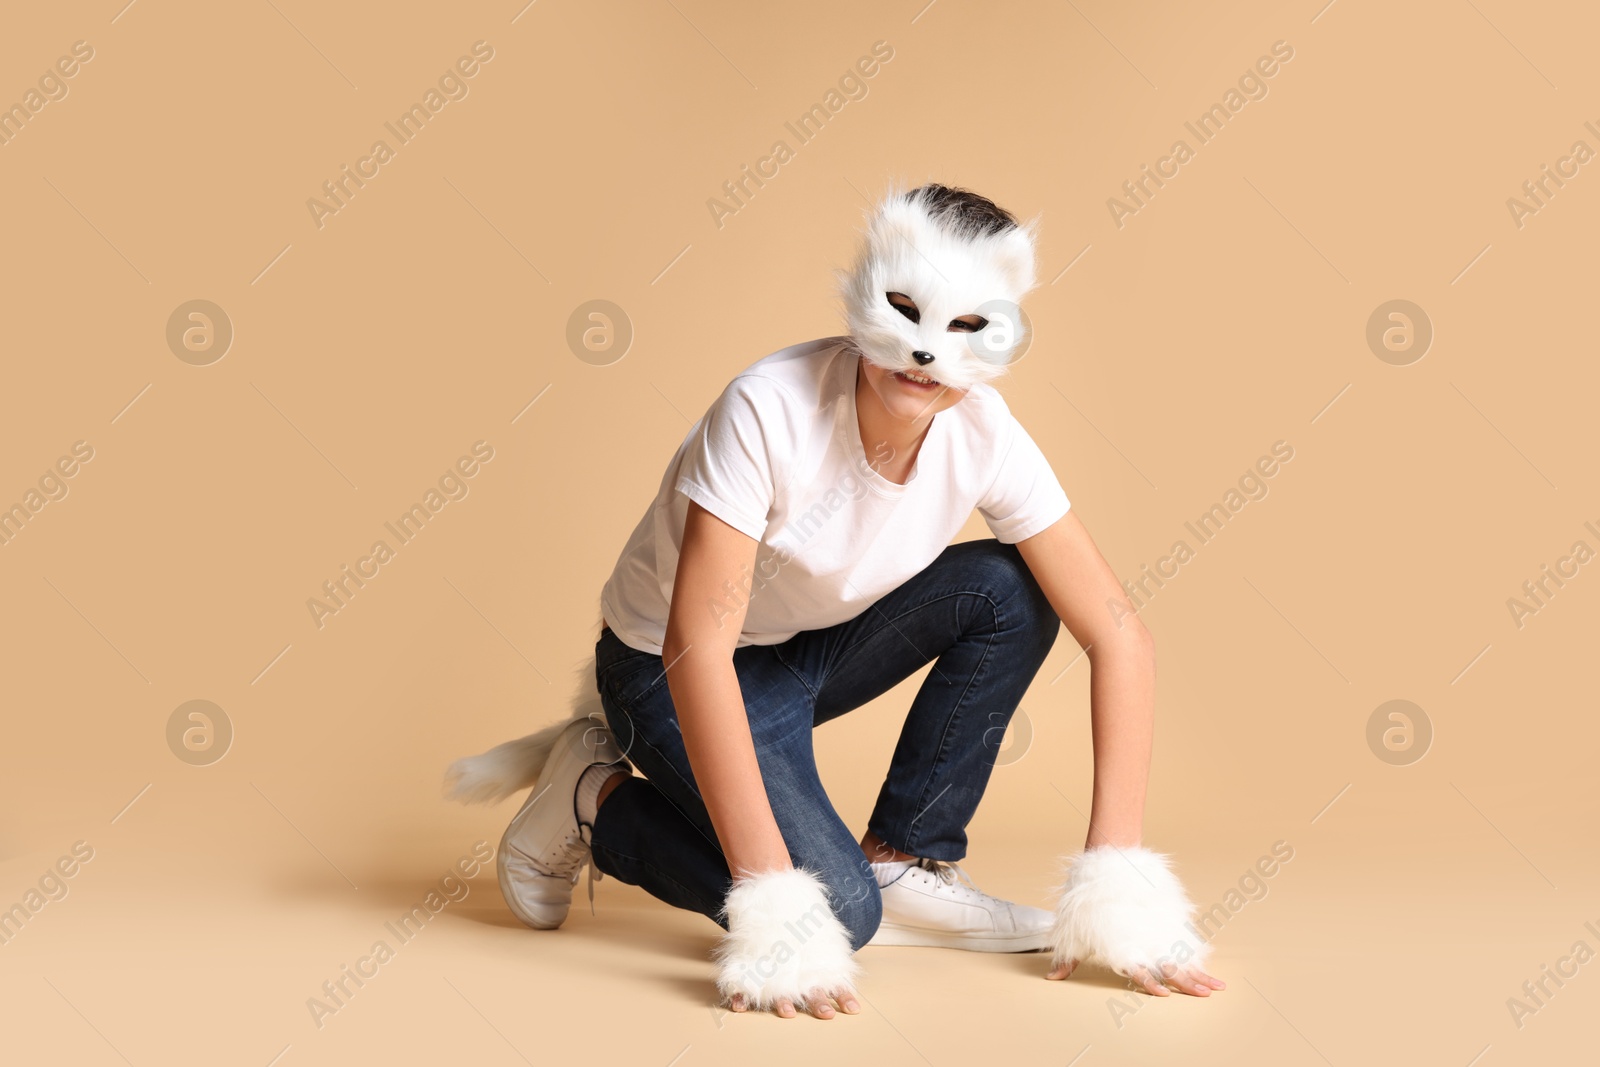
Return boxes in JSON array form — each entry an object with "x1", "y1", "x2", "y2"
[{"x1": 589, "y1": 538, "x2": 1059, "y2": 951}]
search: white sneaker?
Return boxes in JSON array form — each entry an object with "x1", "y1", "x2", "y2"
[
  {"x1": 869, "y1": 858, "x2": 1053, "y2": 952},
  {"x1": 497, "y1": 715, "x2": 625, "y2": 930}
]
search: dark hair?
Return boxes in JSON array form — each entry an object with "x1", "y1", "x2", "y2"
[{"x1": 905, "y1": 183, "x2": 1018, "y2": 239}]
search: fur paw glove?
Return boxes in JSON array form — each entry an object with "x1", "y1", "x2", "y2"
[
  {"x1": 1050, "y1": 846, "x2": 1210, "y2": 979},
  {"x1": 712, "y1": 867, "x2": 861, "y2": 1010}
]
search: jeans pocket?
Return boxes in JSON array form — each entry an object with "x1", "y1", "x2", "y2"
[{"x1": 596, "y1": 633, "x2": 670, "y2": 715}]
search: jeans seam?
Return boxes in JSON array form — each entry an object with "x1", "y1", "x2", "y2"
[
  {"x1": 899, "y1": 590, "x2": 1005, "y2": 856},
  {"x1": 770, "y1": 643, "x2": 819, "y2": 701},
  {"x1": 819, "y1": 588, "x2": 1004, "y2": 693},
  {"x1": 610, "y1": 660, "x2": 671, "y2": 707}
]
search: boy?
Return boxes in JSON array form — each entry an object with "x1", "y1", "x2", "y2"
[{"x1": 448, "y1": 184, "x2": 1223, "y2": 1018}]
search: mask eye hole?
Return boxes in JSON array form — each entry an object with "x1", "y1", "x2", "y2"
[
  {"x1": 886, "y1": 292, "x2": 920, "y2": 324},
  {"x1": 948, "y1": 315, "x2": 989, "y2": 333}
]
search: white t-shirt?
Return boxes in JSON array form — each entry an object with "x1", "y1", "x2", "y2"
[{"x1": 599, "y1": 336, "x2": 1071, "y2": 655}]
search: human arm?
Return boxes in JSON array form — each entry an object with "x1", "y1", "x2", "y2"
[
  {"x1": 1015, "y1": 511, "x2": 1225, "y2": 997},
  {"x1": 1015, "y1": 510, "x2": 1154, "y2": 853},
  {"x1": 662, "y1": 500, "x2": 861, "y2": 1018},
  {"x1": 660, "y1": 500, "x2": 790, "y2": 879}
]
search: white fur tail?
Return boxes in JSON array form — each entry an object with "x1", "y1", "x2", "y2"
[
  {"x1": 443, "y1": 718, "x2": 573, "y2": 804},
  {"x1": 443, "y1": 640, "x2": 607, "y2": 805}
]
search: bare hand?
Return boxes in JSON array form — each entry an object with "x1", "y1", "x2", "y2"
[
  {"x1": 728, "y1": 987, "x2": 862, "y2": 1019},
  {"x1": 1046, "y1": 958, "x2": 1226, "y2": 997}
]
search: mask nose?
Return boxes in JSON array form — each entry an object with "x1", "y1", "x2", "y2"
[{"x1": 911, "y1": 350, "x2": 935, "y2": 366}]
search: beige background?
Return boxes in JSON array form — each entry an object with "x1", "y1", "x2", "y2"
[{"x1": 2, "y1": 1, "x2": 1595, "y2": 1064}]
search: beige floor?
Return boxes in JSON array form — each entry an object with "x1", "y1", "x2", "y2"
[
  {"x1": 5, "y1": 675, "x2": 1594, "y2": 1066},
  {"x1": 4, "y1": 0, "x2": 1597, "y2": 1063}
]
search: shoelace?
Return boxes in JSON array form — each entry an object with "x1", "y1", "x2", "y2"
[
  {"x1": 541, "y1": 822, "x2": 605, "y2": 914},
  {"x1": 915, "y1": 857, "x2": 990, "y2": 901},
  {"x1": 576, "y1": 742, "x2": 622, "y2": 914}
]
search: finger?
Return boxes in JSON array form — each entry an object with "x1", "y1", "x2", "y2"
[
  {"x1": 836, "y1": 990, "x2": 862, "y2": 1014},
  {"x1": 806, "y1": 991, "x2": 836, "y2": 1019},
  {"x1": 1046, "y1": 958, "x2": 1077, "y2": 981},
  {"x1": 729, "y1": 993, "x2": 747, "y2": 1013},
  {"x1": 1195, "y1": 970, "x2": 1227, "y2": 990},
  {"x1": 1156, "y1": 960, "x2": 1209, "y2": 997},
  {"x1": 775, "y1": 997, "x2": 796, "y2": 1018},
  {"x1": 1131, "y1": 967, "x2": 1170, "y2": 997}
]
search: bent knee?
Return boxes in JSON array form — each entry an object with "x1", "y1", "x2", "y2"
[
  {"x1": 809, "y1": 860, "x2": 881, "y2": 952},
  {"x1": 962, "y1": 541, "x2": 1059, "y2": 643}
]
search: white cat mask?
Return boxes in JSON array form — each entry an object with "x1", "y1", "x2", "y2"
[{"x1": 837, "y1": 184, "x2": 1040, "y2": 393}]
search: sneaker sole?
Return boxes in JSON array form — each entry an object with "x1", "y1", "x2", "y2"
[{"x1": 869, "y1": 922, "x2": 1051, "y2": 952}]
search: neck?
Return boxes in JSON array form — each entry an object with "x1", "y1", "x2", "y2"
[{"x1": 855, "y1": 360, "x2": 935, "y2": 481}]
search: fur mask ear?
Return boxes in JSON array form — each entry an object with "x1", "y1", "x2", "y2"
[{"x1": 835, "y1": 183, "x2": 1039, "y2": 393}]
